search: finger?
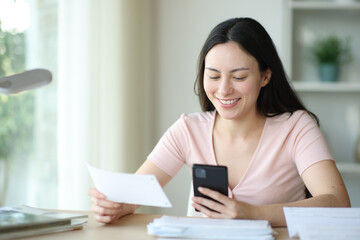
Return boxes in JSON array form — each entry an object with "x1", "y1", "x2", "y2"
[
  {"x1": 91, "y1": 204, "x2": 122, "y2": 216},
  {"x1": 196, "y1": 188, "x2": 241, "y2": 218},
  {"x1": 192, "y1": 196, "x2": 224, "y2": 214},
  {"x1": 88, "y1": 188, "x2": 106, "y2": 199},
  {"x1": 94, "y1": 214, "x2": 117, "y2": 223},
  {"x1": 91, "y1": 197, "x2": 121, "y2": 209},
  {"x1": 198, "y1": 187, "x2": 228, "y2": 203},
  {"x1": 191, "y1": 201, "x2": 224, "y2": 219}
]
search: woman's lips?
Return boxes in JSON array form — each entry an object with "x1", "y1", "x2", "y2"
[{"x1": 217, "y1": 98, "x2": 240, "y2": 108}]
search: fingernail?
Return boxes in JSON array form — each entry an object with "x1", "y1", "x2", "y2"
[
  {"x1": 113, "y1": 203, "x2": 120, "y2": 208},
  {"x1": 198, "y1": 187, "x2": 204, "y2": 191},
  {"x1": 99, "y1": 194, "x2": 106, "y2": 199}
]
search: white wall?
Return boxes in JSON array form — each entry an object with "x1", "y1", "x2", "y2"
[{"x1": 151, "y1": 0, "x2": 287, "y2": 216}]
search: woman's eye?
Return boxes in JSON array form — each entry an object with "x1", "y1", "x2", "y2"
[
  {"x1": 208, "y1": 76, "x2": 220, "y2": 80},
  {"x1": 233, "y1": 76, "x2": 245, "y2": 80}
]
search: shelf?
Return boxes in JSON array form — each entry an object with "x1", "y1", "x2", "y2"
[
  {"x1": 292, "y1": 81, "x2": 360, "y2": 92},
  {"x1": 291, "y1": 1, "x2": 360, "y2": 10},
  {"x1": 337, "y1": 162, "x2": 360, "y2": 174}
]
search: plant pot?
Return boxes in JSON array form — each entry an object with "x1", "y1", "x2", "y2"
[{"x1": 318, "y1": 63, "x2": 340, "y2": 82}]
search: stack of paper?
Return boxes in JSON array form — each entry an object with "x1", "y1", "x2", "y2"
[
  {"x1": 284, "y1": 207, "x2": 360, "y2": 240},
  {"x1": 0, "y1": 205, "x2": 87, "y2": 239},
  {"x1": 147, "y1": 216, "x2": 274, "y2": 240}
]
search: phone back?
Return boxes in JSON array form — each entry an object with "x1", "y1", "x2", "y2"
[{"x1": 192, "y1": 164, "x2": 228, "y2": 200}]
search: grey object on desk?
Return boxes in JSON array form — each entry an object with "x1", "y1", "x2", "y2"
[{"x1": 0, "y1": 69, "x2": 52, "y2": 95}]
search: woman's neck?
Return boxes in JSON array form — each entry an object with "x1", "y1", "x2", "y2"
[{"x1": 214, "y1": 110, "x2": 266, "y2": 141}]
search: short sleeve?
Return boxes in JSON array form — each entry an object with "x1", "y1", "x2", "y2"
[
  {"x1": 147, "y1": 115, "x2": 189, "y2": 177},
  {"x1": 292, "y1": 112, "x2": 334, "y2": 175}
]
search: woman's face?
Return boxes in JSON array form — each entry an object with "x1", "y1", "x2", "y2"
[{"x1": 203, "y1": 41, "x2": 271, "y2": 120}]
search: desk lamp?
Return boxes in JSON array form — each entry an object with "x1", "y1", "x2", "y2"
[{"x1": 0, "y1": 69, "x2": 52, "y2": 95}]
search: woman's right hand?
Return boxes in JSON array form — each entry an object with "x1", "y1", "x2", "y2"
[{"x1": 88, "y1": 188, "x2": 137, "y2": 223}]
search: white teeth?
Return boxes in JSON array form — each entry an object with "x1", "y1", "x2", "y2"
[{"x1": 219, "y1": 99, "x2": 239, "y2": 105}]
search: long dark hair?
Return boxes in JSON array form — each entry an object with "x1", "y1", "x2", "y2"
[{"x1": 194, "y1": 17, "x2": 319, "y2": 125}]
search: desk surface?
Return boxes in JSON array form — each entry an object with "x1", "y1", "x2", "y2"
[{"x1": 22, "y1": 212, "x2": 290, "y2": 240}]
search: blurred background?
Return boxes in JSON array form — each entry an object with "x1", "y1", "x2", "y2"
[{"x1": 0, "y1": 0, "x2": 359, "y2": 216}]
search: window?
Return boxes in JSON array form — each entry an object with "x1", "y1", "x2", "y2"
[{"x1": 0, "y1": 0, "x2": 58, "y2": 208}]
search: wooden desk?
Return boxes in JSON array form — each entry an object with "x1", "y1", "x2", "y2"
[{"x1": 22, "y1": 212, "x2": 290, "y2": 240}]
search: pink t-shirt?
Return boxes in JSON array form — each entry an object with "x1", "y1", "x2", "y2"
[{"x1": 148, "y1": 110, "x2": 334, "y2": 204}]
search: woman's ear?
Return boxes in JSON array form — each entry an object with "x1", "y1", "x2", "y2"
[{"x1": 261, "y1": 68, "x2": 272, "y2": 87}]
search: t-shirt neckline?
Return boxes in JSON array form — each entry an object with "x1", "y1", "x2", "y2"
[{"x1": 208, "y1": 110, "x2": 268, "y2": 193}]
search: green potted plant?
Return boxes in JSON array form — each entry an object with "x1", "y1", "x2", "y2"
[{"x1": 311, "y1": 35, "x2": 352, "y2": 82}]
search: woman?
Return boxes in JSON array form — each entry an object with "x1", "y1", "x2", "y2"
[{"x1": 88, "y1": 17, "x2": 350, "y2": 227}]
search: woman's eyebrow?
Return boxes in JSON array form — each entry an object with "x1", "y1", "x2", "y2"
[
  {"x1": 205, "y1": 67, "x2": 220, "y2": 73},
  {"x1": 205, "y1": 67, "x2": 249, "y2": 73},
  {"x1": 230, "y1": 67, "x2": 249, "y2": 73}
]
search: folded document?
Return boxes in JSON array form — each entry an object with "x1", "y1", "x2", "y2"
[
  {"x1": 87, "y1": 163, "x2": 172, "y2": 208},
  {"x1": 147, "y1": 216, "x2": 274, "y2": 240},
  {"x1": 284, "y1": 207, "x2": 360, "y2": 239}
]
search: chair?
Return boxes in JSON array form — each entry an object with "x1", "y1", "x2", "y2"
[{"x1": 187, "y1": 182, "x2": 204, "y2": 217}]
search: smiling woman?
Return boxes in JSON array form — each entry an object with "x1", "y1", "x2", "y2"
[
  {"x1": 88, "y1": 17, "x2": 350, "y2": 227},
  {"x1": 203, "y1": 41, "x2": 271, "y2": 121}
]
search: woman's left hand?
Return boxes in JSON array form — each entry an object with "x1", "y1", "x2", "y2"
[{"x1": 191, "y1": 187, "x2": 257, "y2": 219}]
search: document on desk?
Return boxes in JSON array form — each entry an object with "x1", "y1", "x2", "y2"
[
  {"x1": 147, "y1": 216, "x2": 274, "y2": 240},
  {"x1": 87, "y1": 163, "x2": 172, "y2": 208},
  {"x1": 297, "y1": 224, "x2": 360, "y2": 240},
  {"x1": 284, "y1": 207, "x2": 360, "y2": 239}
]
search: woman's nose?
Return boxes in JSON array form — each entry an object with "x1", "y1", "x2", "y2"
[{"x1": 218, "y1": 78, "x2": 233, "y2": 96}]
